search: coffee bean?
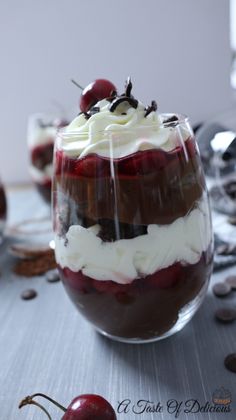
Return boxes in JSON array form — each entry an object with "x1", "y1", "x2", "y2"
[
  {"x1": 225, "y1": 275, "x2": 236, "y2": 290},
  {"x1": 46, "y1": 269, "x2": 60, "y2": 283},
  {"x1": 21, "y1": 289, "x2": 37, "y2": 300},
  {"x1": 224, "y1": 353, "x2": 236, "y2": 373},
  {"x1": 213, "y1": 282, "x2": 231, "y2": 297},
  {"x1": 215, "y1": 308, "x2": 236, "y2": 323}
]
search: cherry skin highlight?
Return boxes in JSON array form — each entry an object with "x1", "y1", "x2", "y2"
[
  {"x1": 62, "y1": 394, "x2": 117, "y2": 420},
  {"x1": 80, "y1": 79, "x2": 117, "y2": 113}
]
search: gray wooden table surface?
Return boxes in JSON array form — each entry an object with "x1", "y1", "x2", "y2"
[{"x1": 0, "y1": 186, "x2": 235, "y2": 420}]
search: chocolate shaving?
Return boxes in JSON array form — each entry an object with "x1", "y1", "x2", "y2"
[
  {"x1": 109, "y1": 96, "x2": 138, "y2": 113},
  {"x1": 125, "y1": 77, "x2": 132, "y2": 97},
  {"x1": 163, "y1": 115, "x2": 179, "y2": 125},
  {"x1": 83, "y1": 112, "x2": 90, "y2": 120},
  {"x1": 144, "y1": 100, "x2": 157, "y2": 117}
]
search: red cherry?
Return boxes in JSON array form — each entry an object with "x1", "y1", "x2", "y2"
[
  {"x1": 80, "y1": 79, "x2": 117, "y2": 113},
  {"x1": 62, "y1": 394, "x2": 117, "y2": 420}
]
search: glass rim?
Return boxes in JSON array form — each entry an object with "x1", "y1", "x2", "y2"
[{"x1": 57, "y1": 113, "x2": 190, "y2": 138}]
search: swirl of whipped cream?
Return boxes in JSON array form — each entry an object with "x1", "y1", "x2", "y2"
[{"x1": 61, "y1": 100, "x2": 189, "y2": 159}]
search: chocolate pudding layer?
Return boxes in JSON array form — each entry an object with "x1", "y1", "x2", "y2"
[{"x1": 59, "y1": 247, "x2": 212, "y2": 340}]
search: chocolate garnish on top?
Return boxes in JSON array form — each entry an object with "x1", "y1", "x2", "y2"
[
  {"x1": 109, "y1": 96, "x2": 138, "y2": 113},
  {"x1": 163, "y1": 115, "x2": 179, "y2": 125},
  {"x1": 109, "y1": 77, "x2": 139, "y2": 113},
  {"x1": 124, "y1": 76, "x2": 133, "y2": 97},
  {"x1": 144, "y1": 100, "x2": 157, "y2": 117}
]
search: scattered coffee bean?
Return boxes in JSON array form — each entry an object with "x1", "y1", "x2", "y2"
[
  {"x1": 21, "y1": 289, "x2": 37, "y2": 300},
  {"x1": 46, "y1": 269, "x2": 60, "y2": 283},
  {"x1": 224, "y1": 353, "x2": 236, "y2": 373},
  {"x1": 215, "y1": 308, "x2": 236, "y2": 323},
  {"x1": 225, "y1": 275, "x2": 236, "y2": 290},
  {"x1": 212, "y1": 282, "x2": 231, "y2": 297}
]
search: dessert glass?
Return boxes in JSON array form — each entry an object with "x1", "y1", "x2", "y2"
[
  {"x1": 53, "y1": 116, "x2": 213, "y2": 343},
  {"x1": 28, "y1": 114, "x2": 68, "y2": 203},
  {"x1": 0, "y1": 179, "x2": 7, "y2": 244}
]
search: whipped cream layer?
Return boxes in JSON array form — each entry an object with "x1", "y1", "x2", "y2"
[
  {"x1": 61, "y1": 100, "x2": 190, "y2": 159},
  {"x1": 55, "y1": 196, "x2": 212, "y2": 284}
]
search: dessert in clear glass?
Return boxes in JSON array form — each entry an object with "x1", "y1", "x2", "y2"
[
  {"x1": 53, "y1": 78, "x2": 213, "y2": 343},
  {"x1": 0, "y1": 178, "x2": 7, "y2": 244},
  {"x1": 28, "y1": 114, "x2": 68, "y2": 203}
]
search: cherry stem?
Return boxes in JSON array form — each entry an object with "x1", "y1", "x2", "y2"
[
  {"x1": 71, "y1": 79, "x2": 84, "y2": 91},
  {"x1": 19, "y1": 397, "x2": 52, "y2": 420},
  {"x1": 19, "y1": 393, "x2": 67, "y2": 414}
]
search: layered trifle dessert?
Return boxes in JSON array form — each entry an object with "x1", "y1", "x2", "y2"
[
  {"x1": 0, "y1": 180, "x2": 7, "y2": 243},
  {"x1": 28, "y1": 115, "x2": 68, "y2": 203},
  {"x1": 53, "y1": 78, "x2": 213, "y2": 342}
]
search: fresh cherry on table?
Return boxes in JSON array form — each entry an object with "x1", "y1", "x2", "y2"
[
  {"x1": 19, "y1": 392, "x2": 117, "y2": 419},
  {"x1": 72, "y1": 78, "x2": 117, "y2": 113}
]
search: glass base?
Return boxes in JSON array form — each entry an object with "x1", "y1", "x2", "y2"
[{"x1": 95, "y1": 281, "x2": 209, "y2": 344}]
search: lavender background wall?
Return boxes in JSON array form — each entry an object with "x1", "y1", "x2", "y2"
[{"x1": 0, "y1": 0, "x2": 233, "y2": 183}]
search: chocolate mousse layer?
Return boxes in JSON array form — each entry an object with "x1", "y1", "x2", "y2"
[
  {"x1": 59, "y1": 247, "x2": 213, "y2": 340},
  {"x1": 55, "y1": 137, "x2": 205, "y2": 229}
]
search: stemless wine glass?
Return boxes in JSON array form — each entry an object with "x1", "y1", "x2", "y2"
[
  {"x1": 0, "y1": 178, "x2": 7, "y2": 244},
  {"x1": 53, "y1": 115, "x2": 213, "y2": 343}
]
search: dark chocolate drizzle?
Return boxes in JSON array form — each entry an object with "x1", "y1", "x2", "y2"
[
  {"x1": 163, "y1": 115, "x2": 179, "y2": 125},
  {"x1": 109, "y1": 96, "x2": 138, "y2": 112},
  {"x1": 144, "y1": 100, "x2": 157, "y2": 117},
  {"x1": 125, "y1": 76, "x2": 132, "y2": 97}
]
